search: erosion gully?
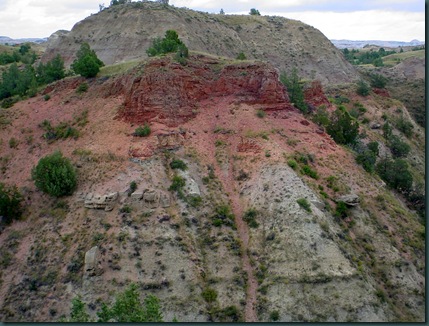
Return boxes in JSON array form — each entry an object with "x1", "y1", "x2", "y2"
[{"x1": 215, "y1": 160, "x2": 258, "y2": 322}]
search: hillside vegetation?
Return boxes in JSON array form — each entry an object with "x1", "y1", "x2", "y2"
[{"x1": 0, "y1": 1, "x2": 425, "y2": 323}]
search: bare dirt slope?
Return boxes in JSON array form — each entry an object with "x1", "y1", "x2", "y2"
[
  {"x1": 41, "y1": 1, "x2": 358, "y2": 84},
  {"x1": 0, "y1": 54, "x2": 425, "y2": 322}
]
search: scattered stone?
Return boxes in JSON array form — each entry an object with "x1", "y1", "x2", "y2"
[{"x1": 370, "y1": 122, "x2": 381, "y2": 129}]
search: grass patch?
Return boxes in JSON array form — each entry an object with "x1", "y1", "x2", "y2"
[
  {"x1": 98, "y1": 59, "x2": 140, "y2": 76},
  {"x1": 297, "y1": 198, "x2": 312, "y2": 212}
]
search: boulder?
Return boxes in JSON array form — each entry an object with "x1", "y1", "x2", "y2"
[
  {"x1": 336, "y1": 194, "x2": 360, "y2": 206},
  {"x1": 131, "y1": 191, "x2": 144, "y2": 202},
  {"x1": 84, "y1": 246, "x2": 99, "y2": 276}
]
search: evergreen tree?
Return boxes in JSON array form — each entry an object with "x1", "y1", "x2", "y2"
[
  {"x1": 326, "y1": 108, "x2": 359, "y2": 145},
  {"x1": 280, "y1": 69, "x2": 307, "y2": 113},
  {"x1": 37, "y1": 54, "x2": 65, "y2": 84},
  {"x1": 32, "y1": 151, "x2": 77, "y2": 197},
  {"x1": 71, "y1": 43, "x2": 104, "y2": 78}
]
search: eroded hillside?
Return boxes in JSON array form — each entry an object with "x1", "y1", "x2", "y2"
[
  {"x1": 0, "y1": 53, "x2": 425, "y2": 322},
  {"x1": 41, "y1": 1, "x2": 358, "y2": 84}
]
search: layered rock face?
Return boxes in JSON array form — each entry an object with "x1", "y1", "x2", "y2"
[{"x1": 118, "y1": 55, "x2": 291, "y2": 127}]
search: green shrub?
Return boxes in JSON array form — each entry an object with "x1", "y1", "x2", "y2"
[
  {"x1": 147, "y1": 30, "x2": 187, "y2": 58},
  {"x1": 389, "y1": 135, "x2": 410, "y2": 158},
  {"x1": 89, "y1": 283, "x2": 163, "y2": 322},
  {"x1": 8, "y1": 137, "x2": 18, "y2": 148},
  {"x1": 201, "y1": 287, "x2": 218, "y2": 303},
  {"x1": 134, "y1": 124, "x2": 151, "y2": 137},
  {"x1": 287, "y1": 159, "x2": 298, "y2": 170},
  {"x1": 356, "y1": 149, "x2": 376, "y2": 173},
  {"x1": 367, "y1": 141, "x2": 379, "y2": 156},
  {"x1": 370, "y1": 73, "x2": 387, "y2": 89},
  {"x1": 43, "y1": 94, "x2": 51, "y2": 101},
  {"x1": 187, "y1": 195, "x2": 202, "y2": 207},
  {"x1": 31, "y1": 151, "x2": 77, "y2": 197},
  {"x1": 39, "y1": 119, "x2": 80, "y2": 142},
  {"x1": 169, "y1": 175, "x2": 185, "y2": 192},
  {"x1": 270, "y1": 310, "x2": 280, "y2": 321},
  {"x1": 76, "y1": 82, "x2": 88, "y2": 93},
  {"x1": 356, "y1": 79, "x2": 370, "y2": 96},
  {"x1": 128, "y1": 181, "x2": 137, "y2": 196},
  {"x1": 243, "y1": 208, "x2": 259, "y2": 228},
  {"x1": 326, "y1": 108, "x2": 359, "y2": 145},
  {"x1": 280, "y1": 69, "x2": 307, "y2": 113},
  {"x1": 0, "y1": 183, "x2": 23, "y2": 224},
  {"x1": 256, "y1": 109, "x2": 266, "y2": 118},
  {"x1": 71, "y1": 43, "x2": 104, "y2": 78},
  {"x1": 301, "y1": 165, "x2": 318, "y2": 179},
  {"x1": 212, "y1": 204, "x2": 235, "y2": 227},
  {"x1": 170, "y1": 159, "x2": 187, "y2": 170},
  {"x1": 334, "y1": 201, "x2": 348, "y2": 218},
  {"x1": 395, "y1": 117, "x2": 414, "y2": 138},
  {"x1": 236, "y1": 52, "x2": 246, "y2": 60},
  {"x1": 297, "y1": 198, "x2": 311, "y2": 212},
  {"x1": 376, "y1": 158, "x2": 413, "y2": 194}
]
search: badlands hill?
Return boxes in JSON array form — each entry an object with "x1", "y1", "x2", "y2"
[
  {"x1": 0, "y1": 2, "x2": 425, "y2": 323},
  {"x1": 42, "y1": 1, "x2": 358, "y2": 84}
]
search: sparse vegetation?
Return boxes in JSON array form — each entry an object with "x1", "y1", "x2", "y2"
[
  {"x1": 133, "y1": 124, "x2": 151, "y2": 137},
  {"x1": 297, "y1": 198, "x2": 311, "y2": 212},
  {"x1": 64, "y1": 283, "x2": 163, "y2": 322},
  {"x1": 76, "y1": 82, "x2": 88, "y2": 93},
  {"x1": 256, "y1": 109, "x2": 266, "y2": 118},
  {"x1": 201, "y1": 287, "x2": 218, "y2": 303},
  {"x1": 170, "y1": 159, "x2": 188, "y2": 170},
  {"x1": 243, "y1": 208, "x2": 259, "y2": 228},
  {"x1": 0, "y1": 183, "x2": 23, "y2": 224},
  {"x1": 236, "y1": 52, "x2": 246, "y2": 60}
]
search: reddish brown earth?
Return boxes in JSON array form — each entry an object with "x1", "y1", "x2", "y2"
[
  {"x1": 114, "y1": 55, "x2": 292, "y2": 127},
  {"x1": 304, "y1": 80, "x2": 331, "y2": 108},
  {"x1": 1, "y1": 53, "x2": 423, "y2": 322}
]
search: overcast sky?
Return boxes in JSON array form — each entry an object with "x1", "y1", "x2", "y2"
[{"x1": 0, "y1": 0, "x2": 425, "y2": 41}]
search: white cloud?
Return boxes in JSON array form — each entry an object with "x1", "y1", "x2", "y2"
[
  {"x1": 0, "y1": 0, "x2": 424, "y2": 41},
  {"x1": 280, "y1": 10, "x2": 425, "y2": 41}
]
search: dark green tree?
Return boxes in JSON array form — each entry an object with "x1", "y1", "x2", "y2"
[
  {"x1": 280, "y1": 69, "x2": 307, "y2": 113},
  {"x1": 382, "y1": 121, "x2": 392, "y2": 139},
  {"x1": 71, "y1": 43, "x2": 104, "y2": 78},
  {"x1": 356, "y1": 149, "x2": 377, "y2": 172},
  {"x1": 326, "y1": 108, "x2": 359, "y2": 145},
  {"x1": 249, "y1": 8, "x2": 261, "y2": 15},
  {"x1": 370, "y1": 73, "x2": 387, "y2": 88},
  {"x1": 69, "y1": 297, "x2": 91, "y2": 322},
  {"x1": 376, "y1": 158, "x2": 413, "y2": 194},
  {"x1": 31, "y1": 151, "x2": 77, "y2": 197},
  {"x1": 0, "y1": 183, "x2": 23, "y2": 224},
  {"x1": 37, "y1": 54, "x2": 65, "y2": 84},
  {"x1": 356, "y1": 79, "x2": 370, "y2": 96},
  {"x1": 97, "y1": 283, "x2": 163, "y2": 322},
  {"x1": 146, "y1": 30, "x2": 187, "y2": 57},
  {"x1": 389, "y1": 135, "x2": 410, "y2": 158}
]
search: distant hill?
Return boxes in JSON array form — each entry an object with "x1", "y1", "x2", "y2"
[
  {"x1": 331, "y1": 39, "x2": 425, "y2": 49},
  {"x1": 41, "y1": 1, "x2": 359, "y2": 84},
  {"x1": 0, "y1": 36, "x2": 47, "y2": 45}
]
